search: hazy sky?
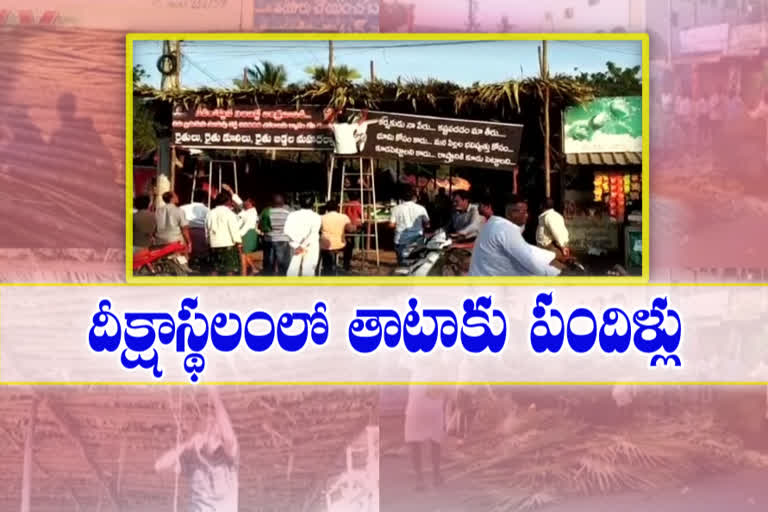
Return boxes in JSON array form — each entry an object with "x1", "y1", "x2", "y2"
[{"x1": 134, "y1": 39, "x2": 642, "y2": 89}]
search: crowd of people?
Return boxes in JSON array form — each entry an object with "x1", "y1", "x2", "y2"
[
  {"x1": 133, "y1": 185, "x2": 364, "y2": 277},
  {"x1": 133, "y1": 180, "x2": 573, "y2": 277},
  {"x1": 388, "y1": 185, "x2": 572, "y2": 277},
  {"x1": 657, "y1": 86, "x2": 768, "y2": 173}
]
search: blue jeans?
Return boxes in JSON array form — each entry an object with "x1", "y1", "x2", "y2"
[
  {"x1": 395, "y1": 244, "x2": 407, "y2": 266},
  {"x1": 263, "y1": 241, "x2": 291, "y2": 276}
]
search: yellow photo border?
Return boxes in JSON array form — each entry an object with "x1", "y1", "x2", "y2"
[{"x1": 125, "y1": 32, "x2": 651, "y2": 286}]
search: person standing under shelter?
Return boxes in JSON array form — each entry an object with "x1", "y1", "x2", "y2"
[
  {"x1": 747, "y1": 89, "x2": 768, "y2": 175},
  {"x1": 155, "y1": 191, "x2": 192, "y2": 254},
  {"x1": 709, "y1": 88, "x2": 725, "y2": 169},
  {"x1": 181, "y1": 190, "x2": 210, "y2": 266},
  {"x1": 133, "y1": 195, "x2": 155, "y2": 253},
  {"x1": 205, "y1": 191, "x2": 242, "y2": 276},
  {"x1": 389, "y1": 187, "x2": 430, "y2": 265},
  {"x1": 320, "y1": 199, "x2": 353, "y2": 276},
  {"x1": 343, "y1": 191, "x2": 363, "y2": 271},
  {"x1": 536, "y1": 198, "x2": 570, "y2": 259},
  {"x1": 260, "y1": 194, "x2": 292, "y2": 276},
  {"x1": 154, "y1": 387, "x2": 239, "y2": 512},
  {"x1": 469, "y1": 196, "x2": 561, "y2": 277},
  {"x1": 222, "y1": 184, "x2": 259, "y2": 276},
  {"x1": 284, "y1": 195, "x2": 322, "y2": 277},
  {"x1": 447, "y1": 189, "x2": 484, "y2": 240}
]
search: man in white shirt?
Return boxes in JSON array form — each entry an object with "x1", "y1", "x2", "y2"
[
  {"x1": 675, "y1": 93, "x2": 693, "y2": 159},
  {"x1": 469, "y1": 196, "x2": 561, "y2": 277},
  {"x1": 710, "y1": 89, "x2": 725, "y2": 168},
  {"x1": 181, "y1": 190, "x2": 210, "y2": 265},
  {"x1": 155, "y1": 387, "x2": 238, "y2": 512},
  {"x1": 389, "y1": 187, "x2": 431, "y2": 265},
  {"x1": 536, "y1": 198, "x2": 570, "y2": 258},
  {"x1": 324, "y1": 108, "x2": 380, "y2": 155},
  {"x1": 205, "y1": 191, "x2": 242, "y2": 276},
  {"x1": 696, "y1": 94, "x2": 710, "y2": 153},
  {"x1": 284, "y1": 195, "x2": 322, "y2": 277},
  {"x1": 747, "y1": 89, "x2": 768, "y2": 173}
]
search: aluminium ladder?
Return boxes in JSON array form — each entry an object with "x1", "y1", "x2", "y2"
[{"x1": 326, "y1": 154, "x2": 380, "y2": 271}]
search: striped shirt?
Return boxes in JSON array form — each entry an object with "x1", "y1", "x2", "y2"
[{"x1": 264, "y1": 207, "x2": 290, "y2": 243}]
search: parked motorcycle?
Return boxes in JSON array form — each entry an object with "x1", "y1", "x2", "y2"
[
  {"x1": 133, "y1": 242, "x2": 190, "y2": 276},
  {"x1": 392, "y1": 230, "x2": 473, "y2": 277}
]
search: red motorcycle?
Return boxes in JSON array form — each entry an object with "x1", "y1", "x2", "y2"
[{"x1": 133, "y1": 242, "x2": 189, "y2": 276}]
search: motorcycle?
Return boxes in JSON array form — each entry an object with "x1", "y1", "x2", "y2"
[
  {"x1": 133, "y1": 242, "x2": 190, "y2": 276},
  {"x1": 392, "y1": 230, "x2": 474, "y2": 277},
  {"x1": 393, "y1": 232, "x2": 627, "y2": 278}
]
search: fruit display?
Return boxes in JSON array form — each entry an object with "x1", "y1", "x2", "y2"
[{"x1": 593, "y1": 172, "x2": 641, "y2": 221}]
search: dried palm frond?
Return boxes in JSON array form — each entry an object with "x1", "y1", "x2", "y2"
[{"x1": 437, "y1": 401, "x2": 768, "y2": 512}]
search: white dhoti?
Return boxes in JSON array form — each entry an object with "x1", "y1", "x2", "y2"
[
  {"x1": 404, "y1": 387, "x2": 446, "y2": 444},
  {"x1": 286, "y1": 246, "x2": 319, "y2": 277}
]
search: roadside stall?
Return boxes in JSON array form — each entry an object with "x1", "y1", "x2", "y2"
[
  {"x1": 562, "y1": 96, "x2": 643, "y2": 274},
  {"x1": 135, "y1": 73, "x2": 592, "y2": 274}
]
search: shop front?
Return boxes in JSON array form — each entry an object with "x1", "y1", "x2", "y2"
[{"x1": 562, "y1": 96, "x2": 643, "y2": 274}]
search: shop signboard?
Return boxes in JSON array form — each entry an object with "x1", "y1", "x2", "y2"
[
  {"x1": 251, "y1": 0, "x2": 379, "y2": 32},
  {"x1": 566, "y1": 217, "x2": 619, "y2": 252},
  {"x1": 679, "y1": 23, "x2": 729, "y2": 55},
  {"x1": 563, "y1": 97, "x2": 642, "y2": 154},
  {"x1": 728, "y1": 23, "x2": 768, "y2": 55}
]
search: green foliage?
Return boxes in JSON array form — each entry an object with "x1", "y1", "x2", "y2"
[
  {"x1": 573, "y1": 61, "x2": 642, "y2": 97},
  {"x1": 233, "y1": 61, "x2": 288, "y2": 90},
  {"x1": 305, "y1": 65, "x2": 362, "y2": 83},
  {"x1": 133, "y1": 98, "x2": 158, "y2": 157},
  {"x1": 133, "y1": 64, "x2": 148, "y2": 85}
]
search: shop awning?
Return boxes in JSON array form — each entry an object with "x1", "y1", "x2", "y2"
[{"x1": 566, "y1": 152, "x2": 642, "y2": 166}]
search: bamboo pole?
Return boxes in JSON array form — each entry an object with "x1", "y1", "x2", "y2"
[
  {"x1": 20, "y1": 398, "x2": 38, "y2": 512},
  {"x1": 540, "y1": 41, "x2": 551, "y2": 199}
]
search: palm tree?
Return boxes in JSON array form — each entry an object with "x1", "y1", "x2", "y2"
[
  {"x1": 233, "y1": 61, "x2": 288, "y2": 90},
  {"x1": 305, "y1": 65, "x2": 362, "y2": 83}
]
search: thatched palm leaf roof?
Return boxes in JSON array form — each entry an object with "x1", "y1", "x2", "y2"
[
  {"x1": 135, "y1": 75, "x2": 595, "y2": 122},
  {"x1": 0, "y1": 387, "x2": 377, "y2": 512}
]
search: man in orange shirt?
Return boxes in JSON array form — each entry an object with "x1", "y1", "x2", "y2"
[
  {"x1": 320, "y1": 199, "x2": 355, "y2": 275},
  {"x1": 342, "y1": 192, "x2": 363, "y2": 271}
]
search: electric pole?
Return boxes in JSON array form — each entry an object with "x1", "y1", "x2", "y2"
[
  {"x1": 539, "y1": 40, "x2": 551, "y2": 199},
  {"x1": 160, "y1": 40, "x2": 182, "y2": 90},
  {"x1": 370, "y1": 60, "x2": 376, "y2": 82},
  {"x1": 328, "y1": 40, "x2": 334, "y2": 81},
  {"x1": 467, "y1": 0, "x2": 478, "y2": 31}
]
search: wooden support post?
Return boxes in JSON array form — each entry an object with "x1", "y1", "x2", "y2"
[{"x1": 20, "y1": 398, "x2": 38, "y2": 512}]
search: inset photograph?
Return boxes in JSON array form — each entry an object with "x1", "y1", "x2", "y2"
[
  {"x1": 129, "y1": 34, "x2": 647, "y2": 282},
  {"x1": 0, "y1": 386, "x2": 378, "y2": 511}
]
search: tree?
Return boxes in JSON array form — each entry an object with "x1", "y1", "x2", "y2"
[
  {"x1": 133, "y1": 64, "x2": 149, "y2": 85},
  {"x1": 572, "y1": 61, "x2": 642, "y2": 97},
  {"x1": 305, "y1": 65, "x2": 362, "y2": 83},
  {"x1": 233, "y1": 61, "x2": 288, "y2": 90},
  {"x1": 133, "y1": 66, "x2": 157, "y2": 156}
]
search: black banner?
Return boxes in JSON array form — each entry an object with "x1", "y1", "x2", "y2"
[
  {"x1": 351, "y1": 110, "x2": 523, "y2": 171},
  {"x1": 170, "y1": 104, "x2": 523, "y2": 171},
  {"x1": 171, "y1": 104, "x2": 334, "y2": 150}
]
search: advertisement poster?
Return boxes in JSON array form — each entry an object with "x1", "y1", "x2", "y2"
[{"x1": 564, "y1": 96, "x2": 642, "y2": 154}]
